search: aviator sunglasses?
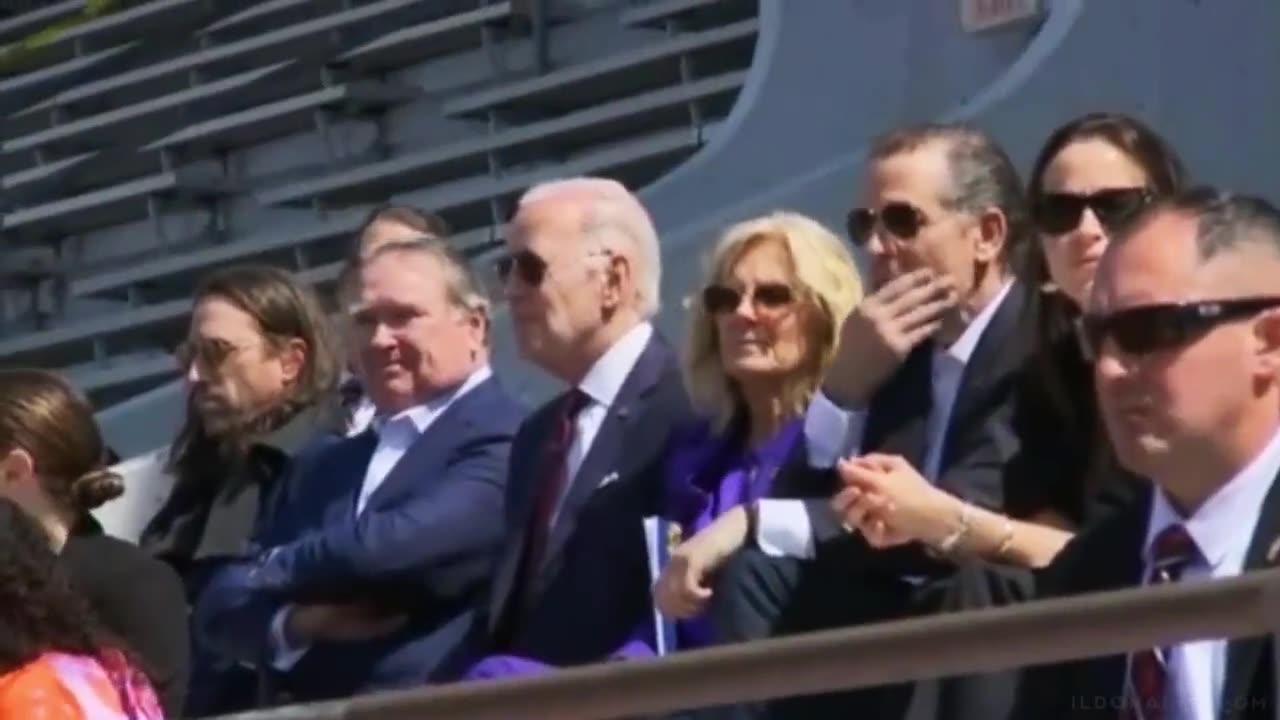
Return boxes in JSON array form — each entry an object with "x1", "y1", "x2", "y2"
[
  {"x1": 702, "y1": 283, "x2": 796, "y2": 315},
  {"x1": 175, "y1": 337, "x2": 257, "y2": 372},
  {"x1": 846, "y1": 202, "x2": 930, "y2": 246},
  {"x1": 1033, "y1": 188, "x2": 1152, "y2": 235},
  {"x1": 495, "y1": 250, "x2": 550, "y2": 287},
  {"x1": 1077, "y1": 297, "x2": 1280, "y2": 360}
]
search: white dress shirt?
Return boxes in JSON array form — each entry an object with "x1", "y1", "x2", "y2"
[
  {"x1": 269, "y1": 364, "x2": 493, "y2": 668},
  {"x1": 1138, "y1": 427, "x2": 1280, "y2": 720},
  {"x1": 755, "y1": 281, "x2": 1015, "y2": 559},
  {"x1": 346, "y1": 394, "x2": 378, "y2": 438},
  {"x1": 551, "y1": 321, "x2": 654, "y2": 529}
]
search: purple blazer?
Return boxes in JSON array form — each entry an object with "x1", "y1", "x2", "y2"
[{"x1": 661, "y1": 416, "x2": 803, "y2": 648}]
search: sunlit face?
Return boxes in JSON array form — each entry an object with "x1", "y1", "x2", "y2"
[
  {"x1": 183, "y1": 297, "x2": 300, "y2": 434},
  {"x1": 709, "y1": 239, "x2": 816, "y2": 393},
  {"x1": 1091, "y1": 212, "x2": 1261, "y2": 480},
  {"x1": 1039, "y1": 139, "x2": 1150, "y2": 305},
  {"x1": 502, "y1": 199, "x2": 612, "y2": 374},
  {"x1": 351, "y1": 253, "x2": 486, "y2": 415},
  {"x1": 859, "y1": 144, "x2": 984, "y2": 295}
]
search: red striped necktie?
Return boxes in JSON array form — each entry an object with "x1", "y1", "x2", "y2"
[{"x1": 1122, "y1": 523, "x2": 1199, "y2": 720}]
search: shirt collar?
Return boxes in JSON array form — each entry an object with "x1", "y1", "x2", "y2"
[
  {"x1": 577, "y1": 322, "x2": 654, "y2": 408},
  {"x1": 375, "y1": 364, "x2": 493, "y2": 434},
  {"x1": 940, "y1": 280, "x2": 1015, "y2": 365},
  {"x1": 1145, "y1": 425, "x2": 1280, "y2": 568}
]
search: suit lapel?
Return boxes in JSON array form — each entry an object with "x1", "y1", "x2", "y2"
[
  {"x1": 536, "y1": 337, "x2": 671, "y2": 581},
  {"x1": 1219, "y1": 465, "x2": 1280, "y2": 717},
  {"x1": 361, "y1": 378, "x2": 492, "y2": 512},
  {"x1": 488, "y1": 410, "x2": 557, "y2": 633},
  {"x1": 863, "y1": 343, "x2": 933, "y2": 468},
  {"x1": 940, "y1": 280, "x2": 1031, "y2": 471}
]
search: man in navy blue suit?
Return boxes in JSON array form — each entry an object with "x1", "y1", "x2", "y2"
[
  {"x1": 195, "y1": 236, "x2": 523, "y2": 703},
  {"x1": 466, "y1": 177, "x2": 693, "y2": 678}
]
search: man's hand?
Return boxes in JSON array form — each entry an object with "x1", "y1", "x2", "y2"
[
  {"x1": 285, "y1": 603, "x2": 408, "y2": 645},
  {"x1": 832, "y1": 454, "x2": 962, "y2": 548},
  {"x1": 823, "y1": 269, "x2": 957, "y2": 407},
  {"x1": 654, "y1": 506, "x2": 750, "y2": 620}
]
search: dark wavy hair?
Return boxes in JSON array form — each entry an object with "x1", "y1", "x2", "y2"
[{"x1": 0, "y1": 498, "x2": 114, "y2": 674}]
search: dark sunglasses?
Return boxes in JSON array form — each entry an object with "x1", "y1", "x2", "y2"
[
  {"x1": 495, "y1": 250, "x2": 549, "y2": 287},
  {"x1": 702, "y1": 283, "x2": 795, "y2": 315},
  {"x1": 846, "y1": 202, "x2": 929, "y2": 246},
  {"x1": 1077, "y1": 297, "x2": 1280, "y2": 360},
  {"x1": 1033, "y1": 188, "x2": 1151, "y2": 235},
  {"x1": 175, "y1": 337, "x2": 251, "y2": 372}
]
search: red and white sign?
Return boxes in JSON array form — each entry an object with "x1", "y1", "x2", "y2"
[{"x1": 960, "y1": 0, "x2": 1042, "y2": 33}]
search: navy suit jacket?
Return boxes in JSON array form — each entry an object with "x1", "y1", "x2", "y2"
[
  {"x1": 195, "y1": 374, "x2": 523, "y2": 702},
  {"x1": 485, "y1": 333, "x2": 693, "y2": 667}
]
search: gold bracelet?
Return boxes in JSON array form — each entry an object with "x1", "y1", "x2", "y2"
[{"x1": 936, "y1": 502, "x2": 974, "y2": 555}]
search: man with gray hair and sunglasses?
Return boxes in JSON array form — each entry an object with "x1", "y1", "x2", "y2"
[
  {"x1": 465, "y1": 176, "x2": 693, "y2": 679},
  {"x1": 1012, "y1": 189, "x2": 1280, "y2": 719}
]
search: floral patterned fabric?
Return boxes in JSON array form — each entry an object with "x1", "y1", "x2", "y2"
[{"x1": 0, "y1": 651, "x2": 164, "y2": 719}]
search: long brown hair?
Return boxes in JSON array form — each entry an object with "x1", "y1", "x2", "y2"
[
  {"x1": 1021, "y1": 112, "x2": 1187, "y2": 432},
  {"x1": 167, "y1": 265, "x2": 340, "y2": 475},
  {"x1": 0, "y1": 369, "x2": 123, "y2": 514}
]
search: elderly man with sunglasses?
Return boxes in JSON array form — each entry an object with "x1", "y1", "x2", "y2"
[
  {"x1": 461, "y1": 176, "x2": 693, "y2": 680},
  {"x1": 655, "y1": 123, "x2": 1064, "y2": 719},
  {"x1": 1010, "y1": 190, "x2": 1280, "y2": 720}
]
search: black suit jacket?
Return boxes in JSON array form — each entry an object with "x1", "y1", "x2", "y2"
[
  {"x1": 801, "y1": 280, "x2": 1041, "y2": 573},
  {"x1": 1010, "y1": 473, "x2": 1280, "y2": 720},
  {"x1": 485, "y1": 331, "x2": 694, "y2": 666},
  {"x1": 62, "y1": 517, "x2": 190, "y2": 716}
]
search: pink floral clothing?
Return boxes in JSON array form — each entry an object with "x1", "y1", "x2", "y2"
[{"x1": 0, "y1": 650, "x2": 163, "y2": 719}]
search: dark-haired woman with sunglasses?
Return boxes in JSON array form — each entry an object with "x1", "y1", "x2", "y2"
[
  {"x1": 651, "y1": 211, "x2": 863, "y2": 643},
  {"x1": 832, "y1": 113, "x2": 1186, "y2": 569}
]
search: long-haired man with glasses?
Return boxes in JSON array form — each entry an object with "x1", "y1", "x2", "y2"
[
  {"x1": 657, "y1": 124, "x2": 1050, "y2": 719},
  {"x1": 463, "y1": 176, "x2": 693, "y2": 680},
  {"x1": 1012, "y1": 190, "x2": 1280, "y2": 720},
  {"x1": 141, "y1": 264, "x2": 346, "y2": 717}
]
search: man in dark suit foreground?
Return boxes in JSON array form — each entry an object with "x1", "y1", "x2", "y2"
[
  {"x1": 1011, "y1": 190, "x2": 1280, "y2": 719},
  {"x1": 466, "y1": 176, "x2": 692, "y2": 678},
  {"x1": 195, "y1": 237, "x2": 521, "y2": 703}
]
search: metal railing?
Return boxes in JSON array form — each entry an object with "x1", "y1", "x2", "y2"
[{"x1": 213, "y1": 569, "x2": 1280, "y2": 720}]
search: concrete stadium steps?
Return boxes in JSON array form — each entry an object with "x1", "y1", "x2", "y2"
[{"x1": 0, "y1": 0, "x2": 760, "y2": 418}]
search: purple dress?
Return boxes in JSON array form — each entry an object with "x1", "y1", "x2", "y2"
[{"x1": 464, "y1": 417, "x2": 802, "y2": 680}]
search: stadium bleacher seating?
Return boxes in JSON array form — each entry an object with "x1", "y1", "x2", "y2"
[{"x1": 0, "y1": 0, "x2": 760, "y2": 409}]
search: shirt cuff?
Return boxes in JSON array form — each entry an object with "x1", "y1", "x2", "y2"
[
  {"x1": 804, "y1": 390, "x2": 868, "y2": 468},
  {"x1": 269, "y1": 606, "x2": 310, "y2": 671},
  {"x1": 755, "y1": 499, "x2": 820, "y2": 559}
]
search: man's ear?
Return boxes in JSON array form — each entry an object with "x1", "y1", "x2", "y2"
[
  {"x1": 1253, "y1": 308, "x2": 1280, "y2": 378},
  {"x1": 602, "y1": 253, "x2": 633, "y2": 310},
  {"x1": 279, "y1": 337, "x2": 308, "y2": 385},
  {"x1": 973, "y1": 207, "x2": 1009, "y2": 265}
]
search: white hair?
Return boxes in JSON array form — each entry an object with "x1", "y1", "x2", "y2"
[{"x1": 518, "y1": 176, "x2": 662, "y2": 319}]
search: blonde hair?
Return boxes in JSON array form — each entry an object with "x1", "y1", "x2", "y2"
[{"x1": 683, "y1": 211, "x2": 864, "y2": 430}]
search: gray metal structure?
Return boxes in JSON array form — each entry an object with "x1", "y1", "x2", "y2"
[{"x1": 0, "y1": 0, "x2": 1278, "y2": 535}]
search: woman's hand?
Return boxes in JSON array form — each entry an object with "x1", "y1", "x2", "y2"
[
  {"x1": 831, "y1": 454, "x2": 964, "y2": 548},
  {"x1": 654, "y1": 506, "x2": 749, "y2": 620}
]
